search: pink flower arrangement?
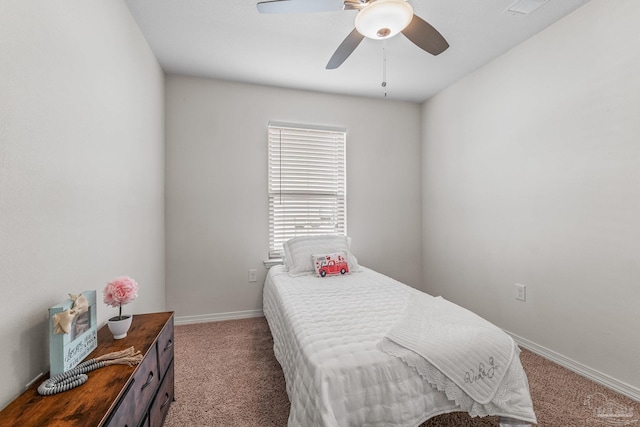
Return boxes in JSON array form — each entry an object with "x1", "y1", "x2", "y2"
[{"x1": 103, "y1": 276, "x2": 139, "y2": 320}]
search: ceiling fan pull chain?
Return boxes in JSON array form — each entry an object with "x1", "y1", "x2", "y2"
[{"x1": 382, "y1": 41, "x2": 387, "y2": 98}]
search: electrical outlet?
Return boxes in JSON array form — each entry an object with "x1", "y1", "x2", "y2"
[
  {"x1": 248, "y1": 269, "x2": 257, "y2": 283},
  {"x1": 514, "y1": 283, "x2": 526, "y2": 301}
]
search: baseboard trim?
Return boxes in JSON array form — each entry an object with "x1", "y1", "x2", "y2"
[
  {"x1": 506, "y1": 330, "x2": 640, "y2": 402},
  {"x1": 175, "y1": 309, "x2": 264, "y2": 325}
]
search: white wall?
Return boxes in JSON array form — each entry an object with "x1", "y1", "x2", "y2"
[
  {"x1": 421, "y1": 0, "x2": 640, "y2": 391},
  {"x1": 165, "y1": 76, "x2": 423, "y2": 318},
  {"x1": 0, "y1": 0, "x2": 165, "y2": 409}
]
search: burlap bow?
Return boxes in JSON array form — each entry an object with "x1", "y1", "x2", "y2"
[{"x1": 52, "y1": 294, "x2": 89, "y2": 334}]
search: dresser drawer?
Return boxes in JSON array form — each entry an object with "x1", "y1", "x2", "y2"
[
  {"x1": 157, "y1": 316, "x2": 174, "y2": 375},
  {"x1": 105, "y1": 382, "x2": 137, "y2": 427},
  {"x1": 130, "y1": 343, "x2": 160, "y2": 423},
  {"x1": 149, "y1": 361, "x2": 174, "y2": 427}
]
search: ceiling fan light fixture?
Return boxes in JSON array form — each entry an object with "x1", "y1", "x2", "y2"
[{"x1": 355, "y1": 0, "x2": 414, "y2": 40}]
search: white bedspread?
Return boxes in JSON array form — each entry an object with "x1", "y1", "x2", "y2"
[{"x1": 263, "y1": 265, "x2": 537, "y2": 427}]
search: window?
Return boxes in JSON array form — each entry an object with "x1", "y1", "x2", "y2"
[{"x1": 268, "y1": 122, "x2": 347, "y2": 259}]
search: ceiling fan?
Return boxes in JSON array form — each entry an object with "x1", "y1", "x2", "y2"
[{"x1": 256, "y1": 0, "x2": 449, "y2": 69}]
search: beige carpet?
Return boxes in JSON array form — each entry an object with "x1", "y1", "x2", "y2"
[{"x1": 164, "y1": 317, "x2": 639, "y2": 427}]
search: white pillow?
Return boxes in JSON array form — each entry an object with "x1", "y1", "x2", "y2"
[{"x1": 283, "y1": 235, "x2": 360, "y2": 277}]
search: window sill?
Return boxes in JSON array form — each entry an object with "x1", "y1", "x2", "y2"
[{"x1": 263, "y1": 259, "x2": 283, "y2": 269}]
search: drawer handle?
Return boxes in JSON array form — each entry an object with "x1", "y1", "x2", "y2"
[
  {"x1": 164, "y1": 339, "x2": 173, "y2": 352},
  {"x1": 141, "y1": 371, "x2": 154, "y2": 390},
  {"x1": 160, "y1": 392, "x2": 171, "y2": 409}
]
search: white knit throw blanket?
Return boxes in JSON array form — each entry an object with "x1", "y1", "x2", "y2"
[{"x1": 381, "y1": 293, "x2": 515, "y2": 405}]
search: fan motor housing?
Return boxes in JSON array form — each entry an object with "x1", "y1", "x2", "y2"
[{"x1": 355, "y1": 0, "x2": 414, "y2": 40}]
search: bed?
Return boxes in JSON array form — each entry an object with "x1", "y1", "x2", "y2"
[{"x1": 263, "y1": 235, "x2": 537, "y2": 427}]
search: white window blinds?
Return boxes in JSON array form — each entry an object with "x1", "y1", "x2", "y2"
[{"x1": 268, "y1": 122, "x2": 347, "y2": 259}]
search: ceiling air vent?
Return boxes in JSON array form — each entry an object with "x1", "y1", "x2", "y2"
[{"x1": 505, "y1": 0, "x2": 548, "y2": 15}]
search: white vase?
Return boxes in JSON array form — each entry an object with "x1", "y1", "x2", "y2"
[{"x1": 107, "y1": 315, "x2": 133, "y2": 339}]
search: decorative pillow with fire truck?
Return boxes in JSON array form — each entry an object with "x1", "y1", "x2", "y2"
[{"x1": 313, "y1": 252, "x2": 350, "y2": 277}]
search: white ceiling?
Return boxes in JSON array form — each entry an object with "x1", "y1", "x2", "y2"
[{"x1": 124, "y1": 0, "x2": 592, "y2": 103}]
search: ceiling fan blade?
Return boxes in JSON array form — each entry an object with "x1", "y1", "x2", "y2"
[
  {"x1": 401, "y1": 14, "x2": 449, "y2": 56},
  {"x1": 257, "y1": 0, "x2": 345, "y2": 14},
  {"x1": 326, "y1": 28, "x2": 365, "y2": 69}
]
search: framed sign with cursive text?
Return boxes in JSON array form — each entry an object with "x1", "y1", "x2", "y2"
[{"x1": 48, "y1": 290, "x2": 98, "y2": 376}]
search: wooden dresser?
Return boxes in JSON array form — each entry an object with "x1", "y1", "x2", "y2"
[{"x1": 0, "y1": 312, "x2": 175, "y2": 427}]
